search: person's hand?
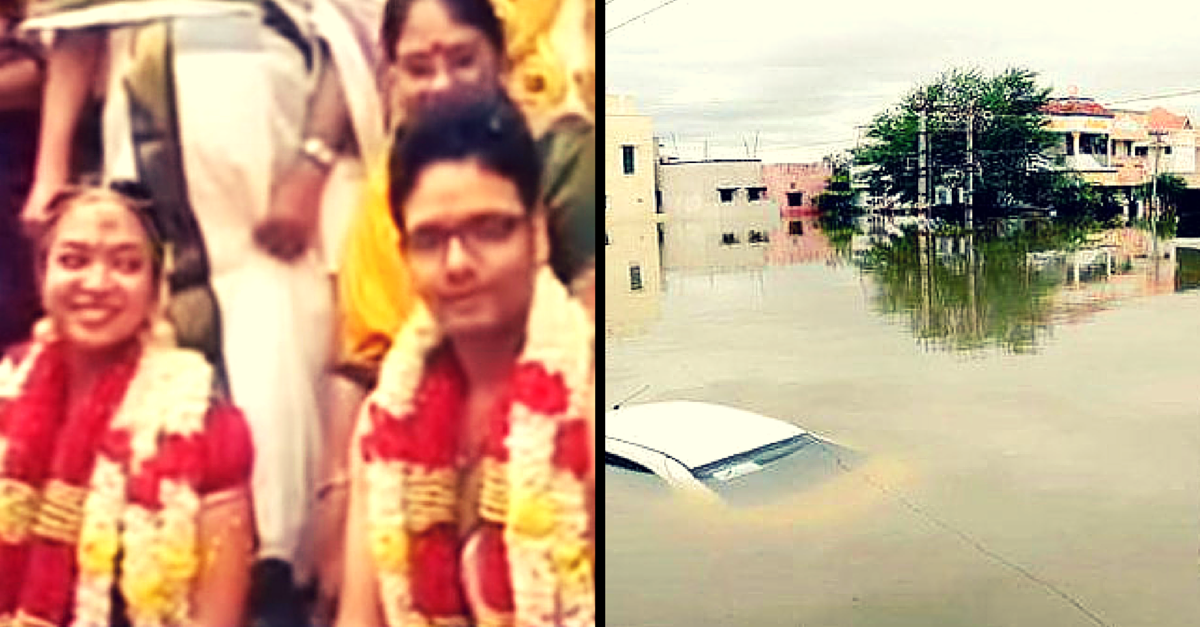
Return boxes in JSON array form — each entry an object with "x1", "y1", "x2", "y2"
[
  {"x1": 255, "y1": 159, "x2": 327, "y2": 261},
  {"x1": 20, "y1": 179, "x2": 62, "y2": 236}
]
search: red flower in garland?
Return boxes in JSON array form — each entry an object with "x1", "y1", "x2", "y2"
[
  {"x1": 128, "y1": 434, "x2": 204, "y2": 509},
  {"x1": 553, "y1": 419, "x2": 591, "y2": 479},
  {"x1": 363, "y1": 350, "x2": 466, "y2": 467},
  {"x1": 411, "y1": 525, "x2": 467, "y2": 617},
  {"x1": 511, "y1": 363, "x2": 568, "y2": 415},
  {"x1": 362, "y1": 402, "x2": 413, "y2": 462},
  {"x1": 0, "y1": 543, "x2": 30, "y2": 613},
  {"x1": 100, "y1": 429, "x2": 132, "y2": 464},
  {"x1": 474, "y1": 524, "x2": 515, "y2": 612},
  {"x1": 17, "y1": 542, "x2": 75, "y2": 625}
]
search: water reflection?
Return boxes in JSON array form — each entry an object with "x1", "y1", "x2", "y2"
[
  {"x1": 607, "y1": 218, "x2": 1196, "y2": 355},
  {"x1": 858, "y1": 229, "x2": 1180, "y2": 354}
]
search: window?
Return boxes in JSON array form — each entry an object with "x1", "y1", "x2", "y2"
[
  {"x1": 605, "y1": 452, "x2": 652, "y2": 474},
  {"x1": 747, "y1": 186, "x2": 767, "y2": 202},
  {"x1": 1135, "y1": 146, "x2": 1149, "y2": 157},
  {"x1": 787, "y1": 192, "x2": 804, "y2": 206},
  {"x1": 655, "y1": 190, "x2": 663, "y2": 213},
  {"x1": 721, "y1": 232, "x2": 739, "y2": 245},
  {"x1": 622, "y1": 145, "x2": 635, "y2": 175},
  {"x1": 789, "y1": 221, "x2": 804, "y2": 236},
  {"x1": 718, "y1": 188, "x2": 737, "y2": 203},
  {"x1": 630, "y1": 265, "x2": 643, "y2": 291},
  {"x1": 605, "y1": 232, "x2": 611, "y2": 246},
  {"x1": 1165, "y1": 146, "x2": 1173, "y2": 155},
  {"x1": 748, "y1": 230, "x2": 769, "y2": 244}
]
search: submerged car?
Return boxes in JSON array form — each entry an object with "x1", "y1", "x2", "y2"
[{"x1": 605, "y1": 400, "x2": 860, "y2": 506}]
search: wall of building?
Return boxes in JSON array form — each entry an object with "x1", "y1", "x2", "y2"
[
  {"x1": 761, "y1": 163, "x2": 830, "y2": 219},
  {"x1": 657, "y1": 159, "x2": 778, "y2": 270},
  {"x1": 604, "y1": 95, "x2": 663, "y2": 313},
  {"x1": 1046, "y1": 101, "x2": 1198, "y2": 188}
]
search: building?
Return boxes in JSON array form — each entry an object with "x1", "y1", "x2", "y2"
[
  {"x1": 1042, "y1": 93, "x2": 1199, "y2": 219},
  {"x1": 656, "y1": 158, "x2": 778, "y2": 269},
  {"x1": 604, "y1": 94, "x2": 663, "y2": 322},
  {"x1": 761, "y1": 163, "x2": 829, "y2": 221},
  {"x1": 761, "y1": 163, "x2": 839, "y2": 264}
]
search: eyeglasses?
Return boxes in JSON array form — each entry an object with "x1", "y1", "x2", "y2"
[{"x1": 404, "y1": 213, "x2": 526, "y2": 259}]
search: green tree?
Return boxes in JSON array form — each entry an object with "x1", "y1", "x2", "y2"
[
  {"x1": 815, "y1": 153, "x2": 857, "y2": 246},
  {"x1": 1137, "y1": 173, "x2": 1185, "y2": 238},
  {"x1": 1037, "y1": 170, "x2": 1102, "y2": 223},
  {"x1": 855, "y1": 67, "x2": 1066, "y2": 223},
  {"x1": 1140, "y1": 172, "x2": 1187, "y2": 212}
]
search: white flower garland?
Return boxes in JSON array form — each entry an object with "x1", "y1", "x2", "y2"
[
  {"x1": 504, "y1": 270, "x2": 595, "y2": 627},
  {"x1": 358, "y1": 301, "x2": 441, "y2": 625},
  {"x1": 72, "y1": 346, "x2": 212, "y2": 627},
  {"x1": 359, "y1": 266, "x2": 595, "y2": 626}
]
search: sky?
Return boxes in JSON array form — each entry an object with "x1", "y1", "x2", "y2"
[{"x1": 604, "y1": 0, "x2": 1200, "y2": 164}]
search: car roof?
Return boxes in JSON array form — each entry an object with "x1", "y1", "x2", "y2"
[{"x1": 605, "y1": 401, "x2": 806, "y2": 470}]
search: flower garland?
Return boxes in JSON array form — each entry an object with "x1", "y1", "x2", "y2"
[
  {"x1": 357, "y1": 266, "x2": 595, "y2": 626},
  {"x1": 0, "y1": 335, "x2": 212, "y2": 627}
]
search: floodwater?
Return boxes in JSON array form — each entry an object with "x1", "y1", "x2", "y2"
[{"x1": 605, "y1": 232, "x2": 1200, "y2": 627}]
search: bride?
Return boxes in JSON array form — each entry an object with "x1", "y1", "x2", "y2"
[{"x1": 0, "y1": 184, "x2": 254, "y2": 626}]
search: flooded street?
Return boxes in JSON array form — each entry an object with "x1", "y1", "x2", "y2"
[{"x1": 605, "y1": 239, "x2": 1200, "y2": 626}]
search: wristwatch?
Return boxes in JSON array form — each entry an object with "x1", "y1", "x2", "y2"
[{"x1": 301, "y1": 137, "x2": 337, "y2": 170}]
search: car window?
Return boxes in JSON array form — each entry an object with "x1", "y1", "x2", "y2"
[
  {"x1": 693, "y1": 434, "x2": 861, "y2": 507},
  {"x1": 605, "y1": 451, "x2": 654, "y2": 474}
]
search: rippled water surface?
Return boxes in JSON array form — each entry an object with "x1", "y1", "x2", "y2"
[{"x1": 606, "y1": 238, "x2": 1200, "y2": 627}]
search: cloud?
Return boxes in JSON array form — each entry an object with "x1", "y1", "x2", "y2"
[{"x1": 606, "y1": 0, "x2": 1200, "y2": 162}]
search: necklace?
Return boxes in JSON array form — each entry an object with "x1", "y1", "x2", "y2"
[
  {"x1": 358, "y1": 266, "x2": 595, "y2": 627},
  {"x1": 0, "y1": 339, "x2": 214, "y2": 627}
]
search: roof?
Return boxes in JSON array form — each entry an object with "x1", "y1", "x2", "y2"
[
  {"x1": 605, "y1": 401, "x2": 805, "y2": 469},
  {"x1": 1043, "y1": 98, "x2": 1113, "y2": 117},
  {"x1": 1147, "y1": 107, "x2": 1191, "y2": 131},
  {"x1": 661, "y1": 158, "x2": 763, "y2": 165}
]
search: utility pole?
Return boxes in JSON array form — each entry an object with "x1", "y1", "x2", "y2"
[
  {"x1": 917, "y1": 102, "x2": 929, "y2": 224},
  {"x1": 965, "y1": 109, "x2": 975, "y2": 230},
  {"x1": 1149, "y1": 128, "x2": 1168, "y2": 258}
]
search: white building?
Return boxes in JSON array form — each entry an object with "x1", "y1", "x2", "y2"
[{"x1": 657, "y1": 159, "x2": 779, "y2": 269}]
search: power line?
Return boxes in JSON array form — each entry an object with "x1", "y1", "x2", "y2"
[
  {"x1": 756, "y1": 138, "x2": 857, "y2": 152},
  {"x1": 1103, "y1": 88, "x2": 1200, "y2": 106},
  {"x1": 605, "y1": 0, "x2": 687, "y2": 36}
]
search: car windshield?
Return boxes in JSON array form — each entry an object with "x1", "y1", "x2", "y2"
[{"x1": 692, "y1": 434, "x2": 861, "y2": 507}]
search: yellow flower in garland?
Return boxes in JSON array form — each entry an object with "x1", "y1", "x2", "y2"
[
  {"x1": 158, "y1": 537, "x2": 200, "y2": 581},
  {"x1": 510, "y1": 490, "x2": 556, "y2": 539},
  {"x1": 78, "y1": 522, "x2": 120, "y2": 574},
  {"x1": 371, "y1": 524, "x2": 409, "y2": 572},
  {"x1": 553, "y1": 540, "x2": 590, "y2": 584},
  {"x1": 123, "y1": 572, "x2": 178, "y2": 620}
]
